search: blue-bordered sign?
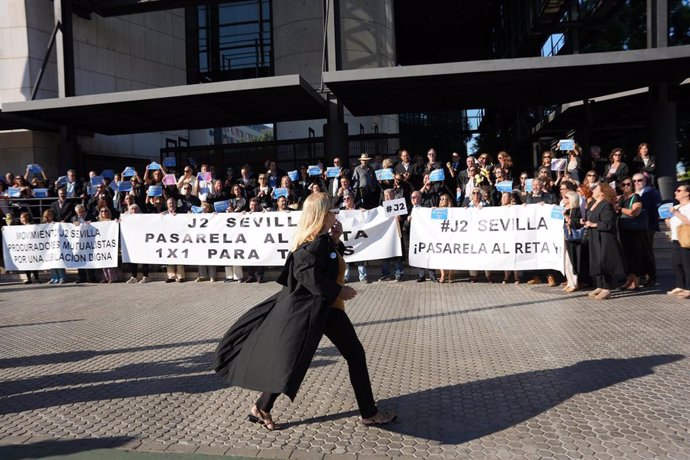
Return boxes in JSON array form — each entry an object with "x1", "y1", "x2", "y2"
[
  {"x1": 213, "y1": 200, "x2": 230, "y2": 212},
  {"x1": 429, "y1": 169, "x2": 445, "y2": 182},
  {"x1": 431, "y1": 208, "x2": 448, "y2": 220},
  {"x1": 147, "y1": 185, "x2": 163, "y2": 197}
]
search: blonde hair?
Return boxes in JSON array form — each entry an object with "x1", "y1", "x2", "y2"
[
  {"x1": 566, "y1": 191, "x2": 579, "y2": 209},
  {"x1": 291, "y1": 192, "x2": 332, "y2": 251}
]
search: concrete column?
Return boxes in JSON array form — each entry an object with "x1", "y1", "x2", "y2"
[
  {"x1": 646, "y1": 0, "x2": 675, "y2": 200},
  {"x1": 53, "y1": 0, "x2": 75, "y2": 98},
  {"x1": 647, "y1": 0, "x2": 668, "y2": 48},
  {"x1": 323, "y1": 99, "x2": 348, "y2": 165},
  {"x1": 649, "y1": 84, "x2": 677, "y2": 200}
]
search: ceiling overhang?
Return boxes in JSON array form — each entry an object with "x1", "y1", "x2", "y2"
[
  {"x1": 0, "y1": 75, "x2": 326, "y2": 135},
  {"x1": 324, "y1": 46, "x2": 690, "y2": 116}
]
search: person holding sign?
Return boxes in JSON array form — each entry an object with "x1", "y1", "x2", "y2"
[
  {"x1": 377, "y1": 189, "x2": 404, "y2": 282},
  {"x1": 437, "y1": 194, "x2": 455, "y2": 284},
  {"x1": 213, "y1": 192, "x2": 397, "y2": 430},
  {"x1": 665, "y1": 184, "x2": 690, "y2": 298},
  {"x1": 98, "y1": 208, "x2": 120, "y2": 283},
  {"x1": 162, "y1": 198, "x2": 186, "y2": 283},
  {"x1": 41, "y1": 209, "x2": 66, "y2": 284},
  {"x1": 17, "y1": 212, "x2": 40, "y2": 284},
  {"x1": 583, "y1": 183, "x2": 625, "y2": 300}
]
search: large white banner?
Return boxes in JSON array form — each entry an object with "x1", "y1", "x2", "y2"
[
  {"x1": 409, "y1": 205, "x2": 565, "y2": 272},
  {"x1": 2, "y1": 222, "x2": 119, "y2": 270},
  {"x1": 120, "y1": 209, "x2": 401, "y2": 266},
  {"x1": 337, "y1": 208, "x2": 402, "y2": 263}
]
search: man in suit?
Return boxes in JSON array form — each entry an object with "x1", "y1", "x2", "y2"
[
  {"x1": 393, "y1": 149, "x2": 421, "y2": 189},
  {"x1": 51, "y1": 187, "x2": 75, "y2": 223},
  {"x1": 458, "y1": 156, "x2": 477, "y2": 192},
  {"x1": 445, "y1": 151, "x2": 462, "y2": 190}
]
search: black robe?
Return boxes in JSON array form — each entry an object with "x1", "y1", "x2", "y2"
[
  {"x1": 213, "y1": 233, "x2": 342, "y2": 400},
  {"x1": 587, "y1": 201, "x2": 625, "y2": 277}
]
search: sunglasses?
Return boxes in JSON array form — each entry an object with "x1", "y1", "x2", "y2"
[
  {"x1": 621, "y1": 183, "x2": 632, "y2": 187},
  {"x1": 633, "y1": 179, "x2": 644, "y2": 182}
]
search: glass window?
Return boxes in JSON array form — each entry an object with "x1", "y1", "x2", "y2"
[{"x1": 187, "y1": 0, "x2": 273, "y2": 83}]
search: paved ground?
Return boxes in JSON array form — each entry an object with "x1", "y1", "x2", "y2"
[{"x1": 0, "y1": 269, "x2": 689, "y2": 459}]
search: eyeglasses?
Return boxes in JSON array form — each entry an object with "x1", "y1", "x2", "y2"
[
  {"x1": 184, "y1": 169, "x2": 192, "y2": 173},
  {"x1": 621, "y1": 183, "x2": 632, "y2": 187},
  {"x1": 633, "y1": 179, "x2": 644, "y2": 182}
]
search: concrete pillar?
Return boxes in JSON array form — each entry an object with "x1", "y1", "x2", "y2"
[
  {"x1": 324, "y1": 100, "x2": 348, "y2": 166},
  {"x1": 53, "y1": 0, "x2": 75, "y2": 98},
  {"x1": 649, "y1": 84, "x2": 677, "y2": 200},
  {"x1": 646, "y1": 0, "x2": 675, "y2": 200},
  {"x1": 273, "y1": 0, "x2": 398, "y2": 145}
]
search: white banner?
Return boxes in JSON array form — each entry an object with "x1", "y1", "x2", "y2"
[
  {"x1": 2, "y1": 222, "x2": 119, "y2": 270},
  {"x1": 337, "y1": 208, "x2": 402, "y2": 263},
  {"x1": 409, "y1": 205, "x2": 565, "y2": 272},
  {"x1": 120, "y1": 209, "x2": 401, "y2": 266}
]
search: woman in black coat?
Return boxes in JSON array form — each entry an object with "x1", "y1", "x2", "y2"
[
  {"x1": 213, "y1": 192, "x2": 396, "y2": 429},
  {"x1": 603, "y1": 148, "x2": 629, "y2": 186},
  {"x1": 584, "y1": 182, "x2": 625, "y2": 300}
]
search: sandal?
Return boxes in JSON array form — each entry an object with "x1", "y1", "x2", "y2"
[{"x1": 250, "y1": 405, "x2": 278, "y2": 431}]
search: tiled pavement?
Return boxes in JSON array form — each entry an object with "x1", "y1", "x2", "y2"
[{"x1": 0, "y1": 271, "x2": 689, "y2": 459}]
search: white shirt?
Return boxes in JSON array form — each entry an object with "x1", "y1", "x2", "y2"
[{"x1": 670, "y1": 203, "x2": 690, "y2": 241}]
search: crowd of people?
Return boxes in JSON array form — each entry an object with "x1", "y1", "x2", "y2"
[{"x1": 1, "y1": 142, "x2": 682, "y2": 299}]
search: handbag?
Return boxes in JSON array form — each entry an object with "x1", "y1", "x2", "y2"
[
  {"x1": 619, "y1": 196, "x2": 649, "y2": 231},
  {"x1": 564, "y1": 226, "x2": 584, "y2": 241},
  {"x1": 678, "y1": 224, "x2": 690, "y2": 248}
]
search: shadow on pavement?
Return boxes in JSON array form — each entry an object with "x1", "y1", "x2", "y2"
[
  {"x1": 293, "y1": 354, "x2": 684, "y2": 443},
  {"x1": 0, "y1": 347, "x2": 340, "y2": 415},
  {"x1": 0, "y1": 338, "x2": 219, "y2": 369},
  {"x1": 0, "y1": 319, "x2": 84, "y2": 329},
  {"x1": 0, "y1": 437, "x2": 134, "y2": 460}
]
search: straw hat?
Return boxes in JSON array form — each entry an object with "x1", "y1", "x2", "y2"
[{"x1": 358, "y1": 153, "x2": 371, "y2": 161}]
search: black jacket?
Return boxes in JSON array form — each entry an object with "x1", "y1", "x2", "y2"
[
  {"x1": 50, "y1": 199, "x2": 75, "y2": 223},
  {"x1": 213, "y1": 233, "x2": 342, "y2": 400}
]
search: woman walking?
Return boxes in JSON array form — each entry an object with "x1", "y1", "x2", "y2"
[{"x1": 213, "y1": 192, "x2": 397, "y2": 430}]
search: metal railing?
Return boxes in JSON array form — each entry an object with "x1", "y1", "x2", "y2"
[{"x1": 1, "y1": 197, "x2": 79, "y2": 224}]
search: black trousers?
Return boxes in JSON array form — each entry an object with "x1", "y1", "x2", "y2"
[
  {"x1": 593, "y1": 274, "x2": 613, "y2": 289},
  {"x1": 643, "y1": 230, "x2": 657, "y2": 280},
  {"x1": 671, "y1": 241, "x2": 690, "y2": 290},
  {"x1": 257, "y1": 307, "x2": 377, "y2": 418}
]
